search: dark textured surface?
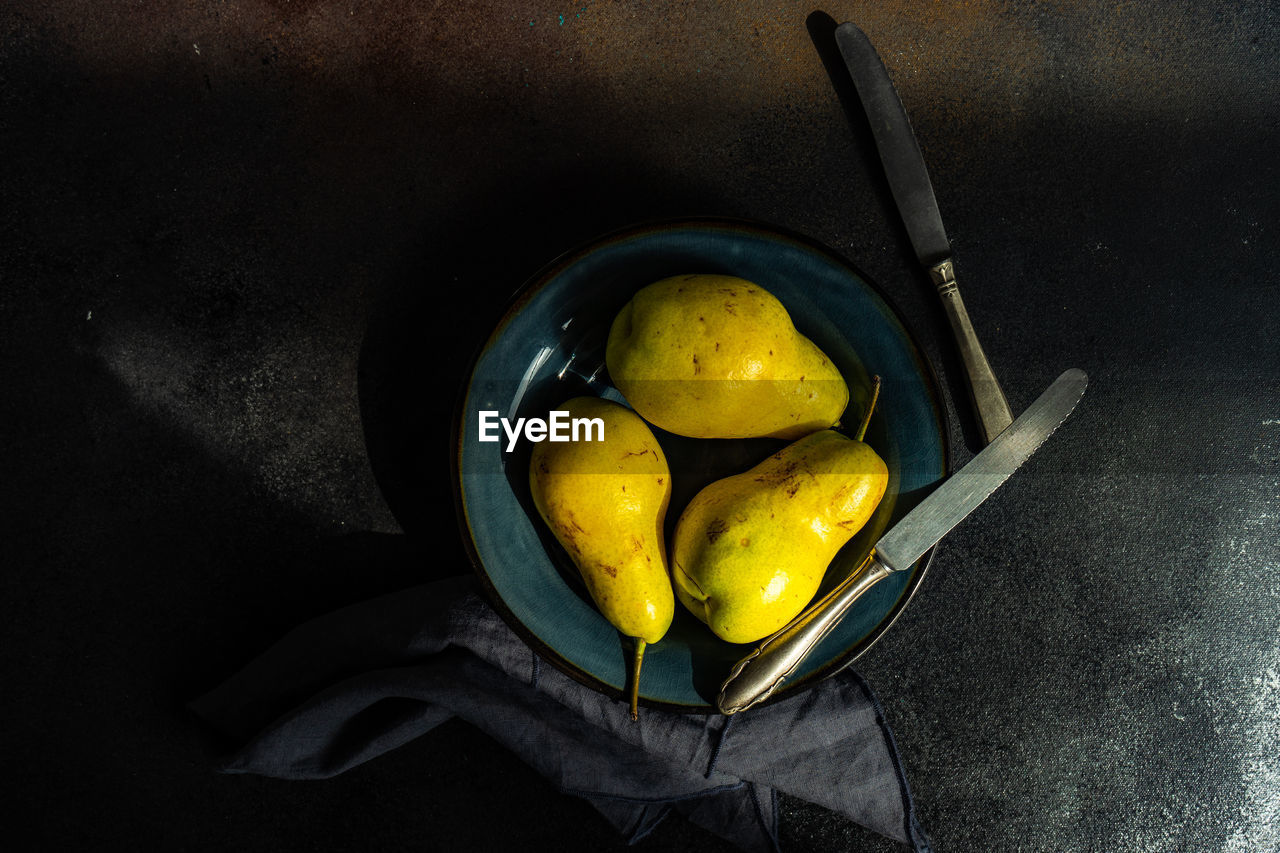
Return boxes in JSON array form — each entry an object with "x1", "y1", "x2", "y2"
[{"x1": 2, "y1": 2, "x2": 1277, "y2": 851}]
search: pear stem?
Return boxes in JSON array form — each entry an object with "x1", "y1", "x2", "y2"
[
  {"x1": 628, "y1": 638, "x2": 646, "y2": 722},
  {"x1": 855, "y1": 375, "x2": 882, "y2": 442}
]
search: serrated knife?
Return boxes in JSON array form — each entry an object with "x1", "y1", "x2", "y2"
[
  {"x1": 717, "y1": 368, "x2": 1087, "y2": 714},
  {"x1": 834, "y1": 21, "x2": 1014, "y2": 444}
]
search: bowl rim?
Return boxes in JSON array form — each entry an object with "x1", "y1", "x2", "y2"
[{"x1": 449, "y1": 214, "x2": 952, "y2": 713}]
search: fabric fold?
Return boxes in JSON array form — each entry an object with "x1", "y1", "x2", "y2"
[{"x1": 191, "y1": 575, "x2": 930, "y2": 851}]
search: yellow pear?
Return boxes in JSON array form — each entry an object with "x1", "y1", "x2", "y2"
[
  {"x1": 528, "y1": 396, "x2": 674, "y2": 718},
  {"x1": 670, "y1": 389, "x2": 888, "y2": 644},
  {"x1": 605, "y1": 274, "x2": 849, "y2": 439}
]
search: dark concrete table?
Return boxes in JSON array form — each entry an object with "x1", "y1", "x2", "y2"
[{"x1": 3, "y1": 2, "x2": 1276, "y2": 850}]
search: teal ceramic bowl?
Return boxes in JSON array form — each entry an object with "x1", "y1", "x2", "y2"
[{"x1": 454, "y1": 218, "x2": 947, "y2": 712}]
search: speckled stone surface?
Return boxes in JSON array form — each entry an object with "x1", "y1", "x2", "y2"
[{"x1": 2, "y1": 2, "x2": 1276, "y2": 850}]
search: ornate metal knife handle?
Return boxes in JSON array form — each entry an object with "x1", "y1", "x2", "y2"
[
  {"x1": 930, "y1": 259, "x2": 1014, "y2": 443},
  {"x1": 717, "y1": 554, "x2": 895, "y2": 714}
]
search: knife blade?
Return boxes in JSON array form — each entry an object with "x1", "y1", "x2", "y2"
[
  {"x1": 834, "y1": 21, "x2": 1014, "y2": 444},
  {"x1": 717, "y1": 368, "x2": 1088, "y2": 715}
]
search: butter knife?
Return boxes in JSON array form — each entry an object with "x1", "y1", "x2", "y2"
[
  {"x1": 717, "y1": 368, "x2": 1087, "y2": 714},
  {"x1": 834, "y1": 21, "x2": 1014, "y2": 444}
]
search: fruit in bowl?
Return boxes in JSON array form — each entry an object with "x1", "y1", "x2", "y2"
[
  {"x1": 458, "y1": 218, "x2": 947, "y2": 712},
  {"x1": 670, "y1": 385, "x2": 887, "y2": 645},
  {"x1": 605, "y1": 274, "x2": 850, "y2": 440},
  {"x1": 528, "y1": 396, "x2": 675, "y2": 719},
  {"x1": 533, "y1": 272, "x2": 887, "y2": 681}
]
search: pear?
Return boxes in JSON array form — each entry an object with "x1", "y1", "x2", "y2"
[
  {"x1": 605, "y1": 274, "x2": 849, "y2": 439},
  {"x1": 528, "y1": 396, "x2": 674, "y2": 719},
  {"x1": 671, "y1": 382, "x2": 888, "y2": 644}
]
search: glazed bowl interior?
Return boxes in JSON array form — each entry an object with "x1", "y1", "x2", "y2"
[{"x1": 455, "y1": 218, "x2": 947, "y2": 711}]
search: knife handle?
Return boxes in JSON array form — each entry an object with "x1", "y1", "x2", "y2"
[
  {"x1": 930, "y1": 259, "x2": 1014, "y2": 444},
  {"x1": 717, "y1": 553, "x2": 895, "y2": 714}
]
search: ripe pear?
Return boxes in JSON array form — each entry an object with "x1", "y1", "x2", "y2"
[
  {"x1": 528, "y1": 396, "x2": 675, "y2": 719},
  {"x1": 605, "y1": 274, "x2": 849, "y2": 440},
  {"x1": 670, "y1": 388, "x2": 888, "y2": 644}
]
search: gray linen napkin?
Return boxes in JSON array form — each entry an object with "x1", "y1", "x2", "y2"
[{"x1": 190, "y1": 575, "x2": 931, "y2": 852}]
